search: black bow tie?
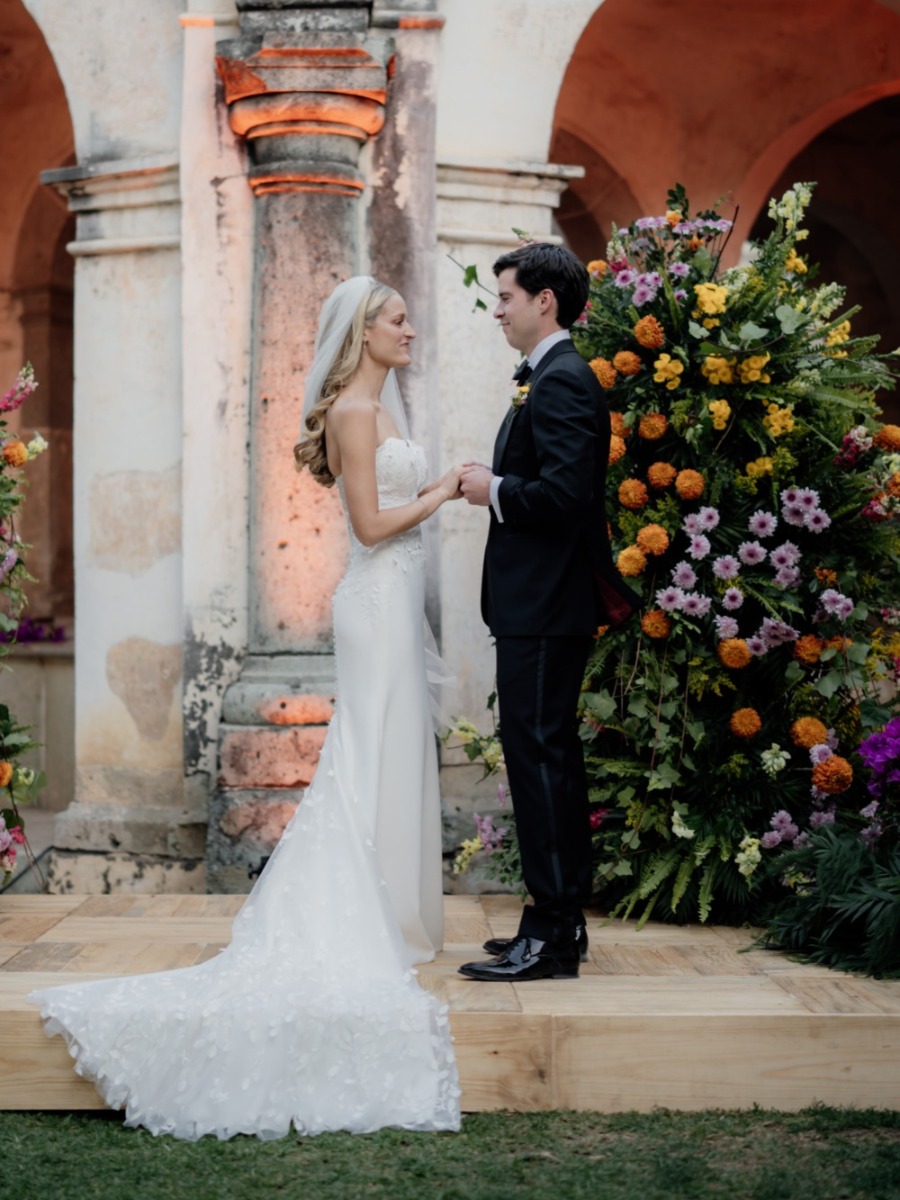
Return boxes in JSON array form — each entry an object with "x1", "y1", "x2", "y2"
[{"x1": 512, "y1": 361, "x2": 532, "y2": 383}]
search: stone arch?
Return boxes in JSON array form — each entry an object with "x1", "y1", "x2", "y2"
[{"x1": 550, "y1": 0, "x2": 900, "y2": 261}]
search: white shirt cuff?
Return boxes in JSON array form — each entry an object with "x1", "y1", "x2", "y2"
[{"x1": 489, "y1": 475, "x2": 504, "y2": 523}]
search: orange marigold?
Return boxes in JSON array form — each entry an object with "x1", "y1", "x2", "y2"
[
  {"x1": 811, "y1": 755, "x2": 853, "y2": 795},
  {"x1": 873, "y1": 423, "x2": 900, "y2": 451},
  {"x1": 610, "y1": 411, "x2": 632, "y2": 437},
  {"x1": 617, "y1": 545, "x2": 647, "y2": 577},
  {"x1": 647, "y1": 461, "x2": 677, "y2": 490},
  {"x1": 641, "y1": 610, "x2": 671, "y2": 639},
  {"x1": 633, "y1": 315, "x2": 665, "y2": 349},
  {"x1": 717, "y1": 638, "x2": 752, "y2": 669},
  {"x1": 636, "y1": 523, "x2": 670, "y2": 556},
  {"x1": 793, "y1": 635, "x2": 825, "y2": 666},
  {"x1": 608, "y1": 435, "x2": 626, "y2": 465},
  {"x1": 618, "y1": 478, "x2": 649, "y2": 510},
  {"x1": 674, "y1": 469, "x2": 705, "y2": 500},
  {"x1": 594, "y1": 624, "x2": 610, "y2": 639},
  {"x1": 814, "y1": 566, "x2": 838, "y2": 586},
  {"x1": 824, "y1": 635, "x2": 852, "y2": 653},
  {"x1": 790, "y1": 716, "x2": 828, "y2": 749},
  {"x1": 887, "y1": 471, "x2": 900, "y2": 499},
  {"x1": 587, "y1": 259, "x2": 609, "y2": 277},
  {"x1": 612, "y1": 350, "x2": 642, "y2": 376},
  {"x1": 638, "y1": 412, "x2": 668, "y2": 440},
  {"x1": 0, "y1": 761, "x2": 11, "y2": 788},
  {"x1": 730, "y1": 708, "x2": 762, "y2": 739},
  {"x1": 589, "y1": 357, "x2": 618, "y2": 389},
  {"x1": 2, "y1": 440, "x2": 27, "y2": 468}
]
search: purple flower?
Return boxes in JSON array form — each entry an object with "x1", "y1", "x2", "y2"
[
  {"x1": 761, "y1": 830, "x2": 782, "y2": 849},
  {"x1": 497, "y1": 782, "x2": 508, "y2": 808},
  {"x1": 809, "y1": 743, "x2": 833, "y2": 765},
  {"x1": 770, "y1": 541, "x2": 801, "y2": 569},
  {"x1": 804, "y1": 509, "x2": 831, "y2": 533},
  {"x1": 615, "y1": 269, "x2": 637, "y2": 288},
  {"x1": 820, "y1": 588, "x2": 854, "y2": 621},
  {"x1": 681, "y1": 592, "x2": 711, "y2": 617},
  {"x1": 722, "y1": 587, "x2": 744, "y2": 610},
  {"x1": 656, "y1": 586, "x2": 685, "y2": 612},
  {"x1": 746, "y1": 636, "x2": 767, "y2": 656},
  {"x1": 672, "y1": 561, "x2": 697, "y2": 589},
  {"x1": 860, "y1": 800, "x2": 879, "y2": 820},
  {"x1": 809, "y1": 809, "x2": 836, "y2": 829},
  {"x1": 712, "y1": 555, "x2": 740, "y2": 580},
  {"x1": 758, "y1": 618, "x2": 799, "y2": 647},
  {"x1": 783, "y1": 503, "x2": 807, "y2": 526},
  {"x1": 687, "y1": 534, "x2": 711, "y2": 560},
  {"x1": 714, "y1": 614, "x2": 739, "y2": 639},
  {"x1": 711, "y1": 219, "x2": 733, "y2": 232},
  {"x1": 697, "y1": 506, "x2": 720, "y2": 531},
  {"x1": 738, "y1": 541, "x2": 767, "y2": 566},
  {"x1": 796, "y1": 488, "x2": 820, "y2": 511},
  {"x1": 631, "y1": 285, "x2": 657, "y2": 307},
  {"x1": 668, "y1": 261, "x2": 691, "y2": 278},
  {"x1": 748, "y1": 510, "x2": 778, "y2": 537},
  {"x1": 774, "y1": 565, "x2": 801, "y2": 588},
  {"x1": 771, "y1": 810, "x2": 799, "y2": 841},
  {"x1": 673, "y1": 288, "x2": 688, "y2": 302},
  {"x1": 673, "y1": 221, "x2": 695, "y2": 235},
  {"x1": 635, "y1": 215, "x2": 668, "y2": 231},
  {"x1": 683, "y1": 514, "x2": 702, "y2": 535},
  {"x1": 637, "y1": 271, "x2": 662, "y2": 289},
  {"x1": 861, "y1": 822, "x2": 883, "y2": 848},
  {"x1": 780, "y1": 487, "x2": 801, "y2": 506},
  {"x1": 826, "y1": 728, "x2": 839, "y2": 750}
]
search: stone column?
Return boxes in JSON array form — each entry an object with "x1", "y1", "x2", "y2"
[
  {"x1": 38, "y1": 156, "x2": 202, "y2": 893},
  {"x1": 208, "y1": 1, "x2": 390, "y2": 889}
]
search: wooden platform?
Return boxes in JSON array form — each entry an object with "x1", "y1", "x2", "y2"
[{"x1": 2, "y1": 893, "x2": 899, "y2": 1113}]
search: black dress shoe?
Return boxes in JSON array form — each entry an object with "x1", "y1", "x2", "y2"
[
  {"x1": 482, "y1": 925, "x2": 589, "y2": 962},
  {"x1": 459, "y1": 935, "x2": 580, "y2": 982}
]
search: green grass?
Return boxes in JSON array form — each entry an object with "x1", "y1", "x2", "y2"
[{"x1": 2, "y1": 1107, "x2": 900, "y2": 1200}]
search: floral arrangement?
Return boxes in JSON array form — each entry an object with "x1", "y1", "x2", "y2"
[
  {"x1": 0, "y1": 364, "x2": 48, "y2": 885},
  {"x1": 450, "y1": 184, "x2": 900, "y2": 971}
]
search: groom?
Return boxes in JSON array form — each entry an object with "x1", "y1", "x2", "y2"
[{"x1": 458, "y1": 243, "x2": 639, "y2": 982}]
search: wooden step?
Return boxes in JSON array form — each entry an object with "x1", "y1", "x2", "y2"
[{"x1": 2, "y1": 894, "x2": 899, "y2": 1114}]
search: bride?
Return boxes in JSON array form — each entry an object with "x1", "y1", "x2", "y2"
[{"x1": 29, "y1": 276, "x2": 463, "y2": 1140}]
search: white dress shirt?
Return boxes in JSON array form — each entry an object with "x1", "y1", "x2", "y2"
[{"x1": 490, "y1": 330, "x2": 572, "y2": 523}]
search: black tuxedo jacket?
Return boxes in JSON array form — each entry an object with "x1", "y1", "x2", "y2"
[{"x1": 482, "y1": 339, "x2": 640, "y2": 637}]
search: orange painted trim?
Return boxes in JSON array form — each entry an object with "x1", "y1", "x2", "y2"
[
  {"x1": 252, "y1": 183, "x2": 363, "y2": 198},
  {"x1": 251, "y1": 171, "x2": 364, "y2": 190},
  {"x1": 257, "y1": 46, "x2": 372, "y2": 60},
  {"x1": 179, "y1": 15, "x2": 215, "y2": 28},
  {"x1": 246, "y1": 122, "x2": 367, "y2": 141},
  {"x1": 399, "y1": 16, "x2": 446, "y2": 29}
]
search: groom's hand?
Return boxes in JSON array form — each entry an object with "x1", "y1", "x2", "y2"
[{"x1": 460, "y1": 463, "x2": 493, "y2": 506}]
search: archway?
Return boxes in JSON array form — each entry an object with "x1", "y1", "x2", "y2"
[{"x1": 0, "y1": 0, "x2": 76, "y2": 818}]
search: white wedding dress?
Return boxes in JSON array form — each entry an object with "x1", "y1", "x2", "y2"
[{"x1": 30, "y1": 437, "x2": 460, "y2": 1140}]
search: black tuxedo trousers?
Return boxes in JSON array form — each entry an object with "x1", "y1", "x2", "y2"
[{"x1": 496, "y1": 634, "x2": 594, "y2": 942}]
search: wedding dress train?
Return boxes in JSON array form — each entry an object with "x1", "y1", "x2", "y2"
[{"x1": 30, "y1": 438, "x2": 460, "y2": 1140}]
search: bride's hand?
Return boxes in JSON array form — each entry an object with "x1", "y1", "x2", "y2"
[{"x1": 439, "y1": 464, "x2": 464, "y2": 500}]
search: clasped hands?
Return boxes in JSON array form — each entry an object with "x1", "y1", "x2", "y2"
[{"x1": 439, "y1": 463, "x2": 493, "y2": 506}]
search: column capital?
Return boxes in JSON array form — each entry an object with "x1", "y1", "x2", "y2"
[{"x1": 216, "y1": 31, "x2": 388, "y2": 195}]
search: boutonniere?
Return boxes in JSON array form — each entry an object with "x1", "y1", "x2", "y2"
[{"x1": 511, "y1": 383, "x2": 531, "y2": 411}]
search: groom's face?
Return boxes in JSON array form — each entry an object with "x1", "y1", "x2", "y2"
[{"x1": 494, "y1": 268, "x2": 545, "y2": 356}]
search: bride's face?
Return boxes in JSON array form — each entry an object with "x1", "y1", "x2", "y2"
[{"x1": 365, "y1": 294, "x2": 415, "y2": 368}]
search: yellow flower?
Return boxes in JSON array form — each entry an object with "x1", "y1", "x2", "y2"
[
  {"x1": 762, "y1": 404, "x2": 795, "y2": 437},
  {"x1": 826, "y1": 319, "x2": 851, "y2": 347},
  {"x1": 745, "y1": 456, "x2": 774, "y2": 477},
  {"x1": 652, "y1": 353, "x2": 684, "y2": 390},
  {"x1": 785, "y1": 248, "x2": 807, "y2": 274},
  {"x1": 708, "y1": 399, "x2": 731, "y2": 430},
  {"x1": 737, "y1": 353, "x2": 771, "y2": 384},
  {"x1": 617, "y1": 545, "x2": 647, "y2": 576},
  {"x1": 693, "y1": 282, "x2": 728, "y2": 315},
  {"x1": 700, "y1": 355, "x2": 734, "y2": 386},
  {"x1": 453, "y1": 837, "x2": 483, "y2": 875}
]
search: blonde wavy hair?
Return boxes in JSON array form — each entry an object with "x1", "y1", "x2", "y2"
[{"x1": 293, "y1": 281, "x2": 398, "y2": 488}]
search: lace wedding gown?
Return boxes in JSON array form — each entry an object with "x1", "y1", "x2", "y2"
[{"x1": 30, "y1": 437, "x2": 460, "y2": 1140}]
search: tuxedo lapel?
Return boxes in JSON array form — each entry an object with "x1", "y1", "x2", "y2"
[
  {"x1": 492, "y1": 340, "x2": 576, "y2": 473},
  {"x1": 492, "y1": 405, "x2": 519, "y2": 473}
]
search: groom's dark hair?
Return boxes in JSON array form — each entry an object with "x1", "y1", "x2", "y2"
[{"x1": 493, "y1": 243, "x2": 589, "y2": 328}]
